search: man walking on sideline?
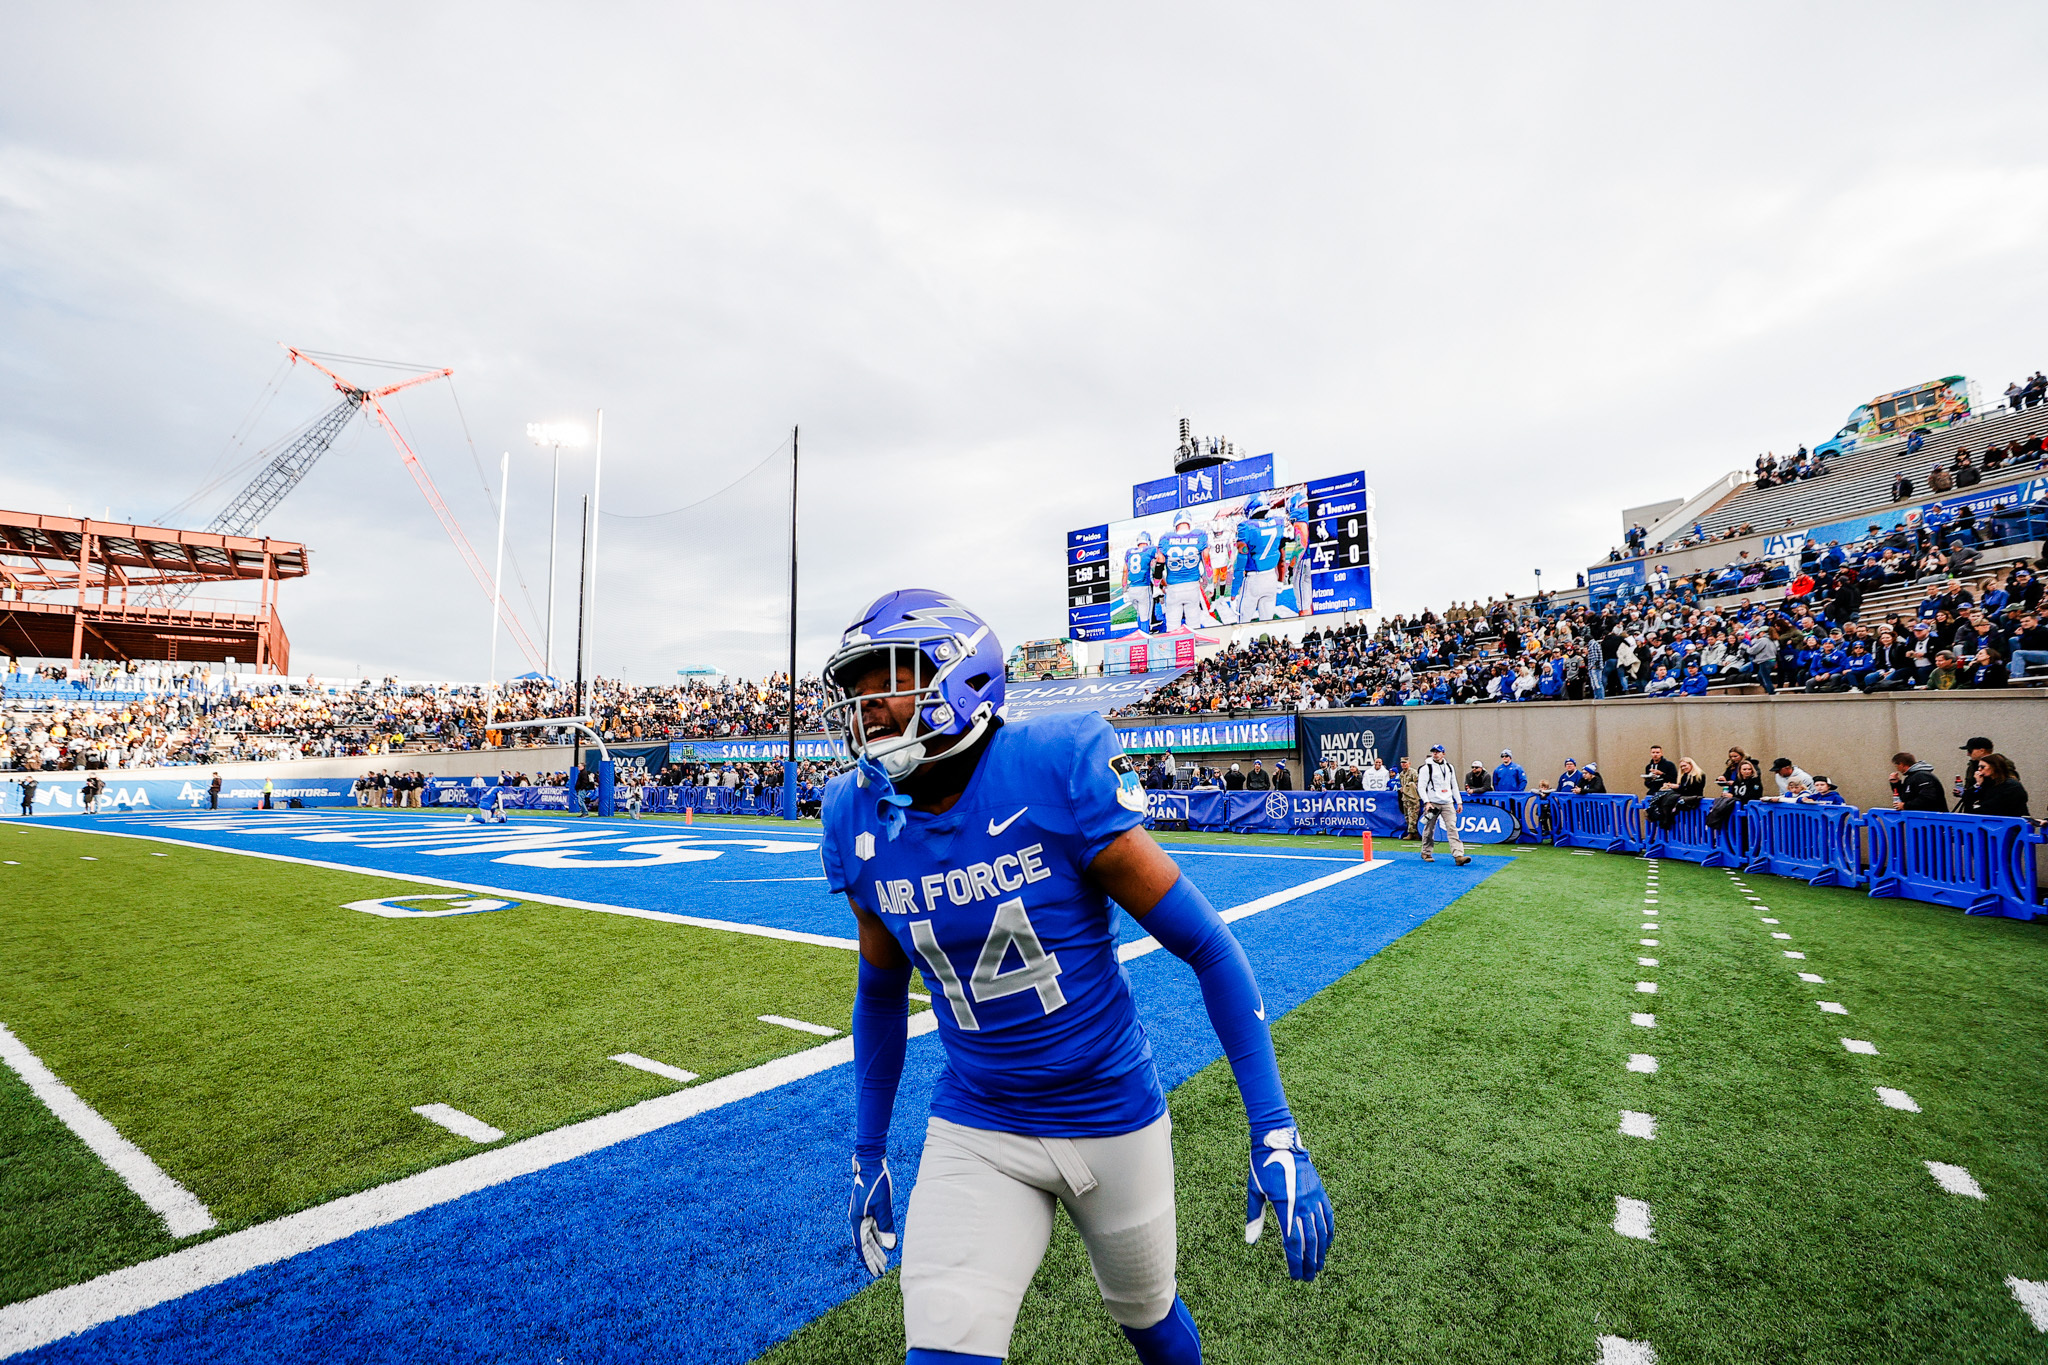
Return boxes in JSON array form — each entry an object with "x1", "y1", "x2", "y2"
[
  {"x1": 208, "y1": 772, "x2": 222, "y2": 810},
  {"x1": 1417, "y1": 744, "x2": 1471, "y2": 866}
]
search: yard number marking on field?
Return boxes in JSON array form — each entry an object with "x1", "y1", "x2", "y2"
[{"x1": 0, "y1": 1023, "x2": 215, "y2": 1238}]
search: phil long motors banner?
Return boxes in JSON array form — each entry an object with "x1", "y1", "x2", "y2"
[
  {"x1": 1295, "y1": 713, "x2": 1408, "y2": 772},
  {"x1": 1113, "y1": 714, "x2": 1295, "y2": 754}
]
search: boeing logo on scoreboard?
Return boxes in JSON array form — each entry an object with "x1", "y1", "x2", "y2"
[{"x1": 1132, "y1": 476, "x2": 1181, "y2": 518}]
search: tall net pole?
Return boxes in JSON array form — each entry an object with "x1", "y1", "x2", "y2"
[{"x1": 783, "y1": 425, "x2": 800, "y2": 820}]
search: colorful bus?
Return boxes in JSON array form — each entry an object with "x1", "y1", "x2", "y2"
[{"x1": 1814, "y1": 375, "x2": 1976, "y2": 458}]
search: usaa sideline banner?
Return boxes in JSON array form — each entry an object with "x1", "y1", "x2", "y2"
[
  {"x1": 1295, "y1": 714, "x2": 1408, "y2": 772},
  {"x1": 1143, "y1": 788, "x2": 1514, "y2": 843},
  {"x1": 2, "y1": 775, "x2": 357, "y2": 812}
]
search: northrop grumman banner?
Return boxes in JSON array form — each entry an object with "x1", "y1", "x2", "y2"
[
  {"x1": 1144, "y1": 787, "x2": 1514, "y2": 842},
  {"x1": 1295, "y1": 714, "x2": 1408, "y2": 772},
  {"x1": 1114, "y1": 715, "x2": 1294, "y2": 754}
]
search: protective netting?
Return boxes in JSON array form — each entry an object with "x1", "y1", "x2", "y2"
[{"x1": 591, "y1": 437, "x2": 795, "y2": 689}]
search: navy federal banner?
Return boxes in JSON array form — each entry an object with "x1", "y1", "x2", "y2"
[{"x1": 1296, "y1": 713, "x2": 1408, "y2": 773}]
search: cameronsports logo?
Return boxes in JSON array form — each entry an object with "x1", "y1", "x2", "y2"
[{"x1": 987, "y1": 808, "x2": 1028, "y2": 837}]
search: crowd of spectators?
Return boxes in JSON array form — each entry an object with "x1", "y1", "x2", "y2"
[
  {"x1": 1118, "y1": 552, "x2": 2046, "y2": 718},
  {"x1": 0, "y1": 660, "x2": 830, "y2": 773},
  {"x1": 2002, "y1": 372, "x2": 2047, "y2": 411}
]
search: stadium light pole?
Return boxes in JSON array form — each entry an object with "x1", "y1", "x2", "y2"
[
  {"x1": 527, "y1": 422, "x2": 589, "y2": 681},
  {"x1": 588, "y1": 410, "x2": 603, "y2": 685},
  {"x1": 783, "y1": 425, "x2": 799, "y2": 821}
]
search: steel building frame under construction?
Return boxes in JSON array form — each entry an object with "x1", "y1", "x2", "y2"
[{"x1": 0, "y1": 509, "x2": 306, "y2": 673}]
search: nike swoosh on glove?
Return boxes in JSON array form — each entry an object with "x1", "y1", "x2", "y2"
[
  {"x1": 1244, "y1": 1129, "x2": 1334, "y2": 1282},
  {"x1": 849, "y1": 1155, "x2": 897, "y2": 1276}
]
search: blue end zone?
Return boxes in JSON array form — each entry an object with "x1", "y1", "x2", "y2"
[{"x1": 14, "y1": 823, "x2": 1501, "y2": 1364}]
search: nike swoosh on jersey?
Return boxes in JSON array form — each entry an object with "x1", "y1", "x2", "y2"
[
  {"x1": 1254, "y1": 1003, "x2": 1266, "y2": 1020},
  {"x1": 987, "y1": 807, "x2": 1028, "y2": 836}
]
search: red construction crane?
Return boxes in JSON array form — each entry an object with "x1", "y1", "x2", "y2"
[{"x1": 286, "y1": 348, "x2": 544, "y2": 670}]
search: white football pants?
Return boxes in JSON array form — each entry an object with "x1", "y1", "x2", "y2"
[
  {"x1": 1124, "y1": 585, "x2": 1155, "y2": 631},
  {"x1": 902, "y1": 1113, "x2": 1177, "y2": 1357},
  {"x1": 1162, "y1": 584, "x2": 1204, "y2": 631},
  {"x1": 1237, "y1": 567, "x2": 1279, "y2": 622}
]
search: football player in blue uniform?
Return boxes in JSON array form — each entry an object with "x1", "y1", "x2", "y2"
[
  {"x1": 1232, "y1": 504, "x2": 1288, "y2": 623},
  {"x1": 1284, "y1": 487, "x2": 1312, "y2": 612},
  {"x1": 1122, "y1": 532, "x2": 1161, "y2": 635},
  {"x1": 821, "y1": 589, "x2": 1334, "y2": 1365},
  {"x1": 1157, "y1": 518, "x2": 1210, "y2": 632}
]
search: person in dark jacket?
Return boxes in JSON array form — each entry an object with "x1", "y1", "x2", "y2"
[
  {"x1": 1962, "y1": 647, "x2": 2009, "y2": 689},
  {"x1": 1726, "y1": 760, "x2": 1764, "y2": 802},
  {"x1": 1888, "y1": 753, "x2": 1947, "y2": 812},
  {"x1": 1465, "y1": 761, "x2": 1494, "y2": 794},
  {"x1": 1642, "y1": 745, "x2": 1678, "y2": 794},
  {"x1": 1577, "y1": 763, "x2": 1608, "y2": 794},
  {"x1": 1244, "y1": 761, "x2": 1272, "y2": 792},
  {"x1": 1970, "y1": 753, "x2": 2030, "y2": 817},
  {"x1": 1957, "y1": 736, "x2": 1994, "y2": 812},
  {"x1": 1272, "y1": 762, "x2": 1294, "y2": 791}
]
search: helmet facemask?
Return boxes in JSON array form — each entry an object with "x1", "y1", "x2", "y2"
[{"x1": 823, "y1": 636, "x2": 994, "y2": 783}]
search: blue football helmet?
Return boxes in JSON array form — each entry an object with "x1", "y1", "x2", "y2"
[{"x1": 822, "y1": 590, "x2": 1006, "y2": 781}]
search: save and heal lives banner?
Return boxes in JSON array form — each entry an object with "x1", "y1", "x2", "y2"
[
  {"x1": 1112, "y1": 715, "x2": 1295, "y2": 753},
  {"x1": 1144, "y1": 788, "x2": 1515, "y2": 843}
]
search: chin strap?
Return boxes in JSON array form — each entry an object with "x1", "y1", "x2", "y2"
[{"x1": 855, "y1": 756, "x2": 914, "y2": 841}]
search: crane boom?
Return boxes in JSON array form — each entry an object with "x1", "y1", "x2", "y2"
[{"x1": 204, "y1": 393, "x2": 365, "y2": 536}]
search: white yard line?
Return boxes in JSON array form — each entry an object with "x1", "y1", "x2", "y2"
[
  {"x1": 1627, "y1": 1054, "x2": 1658, "y2": 1073},
  {"x1": 0, "y1": 1024, "x2": 214, "y2": 1239},
  {"x1": 410, "y1": 1104, "x2": 504, "y2": 1144},
  {"x1": 0, "y1": 824, "x2": 859, "y2": 952},
  {"x1": 1925, "y1": 1161, "x2": 1986, "y2": 1200},
  {"x1": 1841, "y1": 1038, "x2": 1878, "y2": 1054},
  {"x1": 1598, "y1": 1334, "x2": 1658, "y2": 1364},
  {"x1": 758, "y1": 1015, "x2": 840, "y2": 1037},
  {"x1": 0, "y1": 1015, "x2": 942, "y2": 1358},
  {"x1": 1631, "y1": 1013, "x2": 1656, "y2": 1028},
  {"x1": 1618, "y1": 1111, "x2": 1657, "y2": 1140},
  {"x1": 2007, "y1": 1277, "x2": 2048, "y2": 1332},
  {"x1": 1818, "y1": 1001, "x2": 1848, "y2": 1015},
  {"x1": 610, "y1": 1053, "x2": 699, "y2": 1085},
  {"x1": 1875, "y1": 1087, "x2": 1921, "y2": 1113},
  {"x1": 1118, "y1": 859, "x2": 1386, "y2": 963},
  {"x1": 1613, "y1": 1196, "x2": 1655, "y2": 1241},
  {"x1": 1798, "y1": 973, "x2": 1826, "y2": 984}
]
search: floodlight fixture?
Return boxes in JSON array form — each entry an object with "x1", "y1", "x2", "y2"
[{"x1": 527, "y1": 422, "x2": 589, "y2": 448}]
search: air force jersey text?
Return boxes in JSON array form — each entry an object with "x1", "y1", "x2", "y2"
[{"x1": 820, "y1": 712, "x2": 1161, "y2": 1136}]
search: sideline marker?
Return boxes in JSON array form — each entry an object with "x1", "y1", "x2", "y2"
[
  {"x1": 1361, "y1": 830, "x2": 1373, "y2": 862},
  {"x1": 684, "y1": 807, "x2": 694, "y2": 825}
]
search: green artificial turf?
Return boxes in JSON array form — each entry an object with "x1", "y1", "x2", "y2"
[
  {"x1": 0, "y1": 822, "x2": 871, "y2": 1306},
  {"x1": 759, "y1": 847, "x2": 2048, "y2": 1364}
]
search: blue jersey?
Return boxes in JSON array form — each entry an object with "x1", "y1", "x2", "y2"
[
  {"x1": 1159, "y1": 529, "x2": 1209, "y2": 587},
  {"x1": 1124, "y1": 544, "x2": 1159, "y2": 588},
  {"x1": 820, "y1": 712, "x2": 1161, "y2": 1137},
  {"x1": 1235, "y1": 516, "x2": 1286, "y2": 573}
]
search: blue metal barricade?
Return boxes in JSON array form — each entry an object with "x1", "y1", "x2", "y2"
[
  {"x1": 1640, "y1": 799, "x2": 1742, "y2": 867},
  {"x1": 1548, "y1": 794, "x2": 1642, "y2": 853},
  {"x1": 1742, "y1": 803, "x2": 1864, "y2": 888},
  {"x1": 1864, "y1": 811, "x2": 2029, "y2": 917}
]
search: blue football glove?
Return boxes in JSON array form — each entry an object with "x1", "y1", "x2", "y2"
[
  {"x1": 1244, "y1": 1128, "x2": 1333, "y2": 1282},
  {"x1": 849, "y1": 1154, "x2": 897, "y2": 1276}
]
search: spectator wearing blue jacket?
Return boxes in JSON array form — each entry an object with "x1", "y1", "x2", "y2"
[
  {"x1": 1799, "y1": 777, "x2": 1848, "y2": 806},
  {"x1": 1556, "y1": 759, "x2": 1582, "y2": 794},
  {"x1": 1679, "y1": 660, "x2": 1710, "y2": 696},
  {"x1": 1492, "y1": 750, "x2": 1527, "y2": 791}
]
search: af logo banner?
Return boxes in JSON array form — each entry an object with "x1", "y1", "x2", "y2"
[{"x1": 1296, "y1": 714, "x2": 1407, "y2": 774}]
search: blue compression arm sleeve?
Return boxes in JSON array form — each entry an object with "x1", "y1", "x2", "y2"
[
  {"x1": 1139, "y1": 875, "x2": 1294, "y2": 1137},
  {"x1": 851, "y1": 956, "x2": 911, "y2": 1164}
]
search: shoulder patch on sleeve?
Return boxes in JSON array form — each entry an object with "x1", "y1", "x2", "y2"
[{"x1": 1107, "y1": 752, "x2": 1147, "y2": 812}]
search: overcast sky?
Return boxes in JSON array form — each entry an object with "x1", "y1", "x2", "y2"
[{"x1": 5, "y1": 2, "x2": 2047, "y2": 684}]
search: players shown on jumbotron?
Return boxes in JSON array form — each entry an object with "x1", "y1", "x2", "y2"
[
  {"x1": 1231, "y1": 496, "x2": 1288, "y2": 623},
  {"x1": 821, "y1": 589, "x2": 1333, "y2": 1364},
  {"x1": 1122, "y1": 531, "x2": 1161, "y2": 635},
  {"x1": 1157, "y1": 515, "x2": 1210, "y2": 632}
]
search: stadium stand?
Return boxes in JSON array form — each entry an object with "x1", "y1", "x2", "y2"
[{"x1": 1628, "y1": 403, "x2": 2046, "y2": 550}]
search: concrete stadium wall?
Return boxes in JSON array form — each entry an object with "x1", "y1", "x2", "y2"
[{"x1": 1328, "y1": 693, "x2": 2046, "y2": 811}]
